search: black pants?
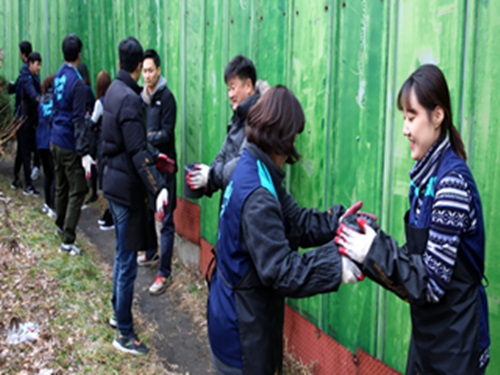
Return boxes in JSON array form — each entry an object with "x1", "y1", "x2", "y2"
[
  {"x1": 88, "y1": 164, "x2": 98, "y2": 199},
  {"x1": 13, "y1": 124, "x2": 35, "y2": 187},
  {"x1": 39, "y1": 149, "x2": 55, "y2": 208},
  {"x1": 33, "y1": 148, "x2": 41, "y2": 168}
]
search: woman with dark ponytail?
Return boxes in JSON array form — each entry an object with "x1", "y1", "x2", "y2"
[{"x1": 335, "y1": 64, "x2": 489, "y2": 374}]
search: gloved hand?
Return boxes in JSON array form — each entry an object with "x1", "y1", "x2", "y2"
[
  {"x1": 340, "y1": 201, "x2": 363, "y2": 223},
  {"x1": 155, "y1": 188, "x2": 169, "y2": 222},
  {"x1": 156, "y1": 153, "x2": 176, "y2": 174},
  {"x1": 186, "y1": 163, "x2": 209, "y2": 190},
  {"x1": 81, "y1": 154, "x2": 95, "y2": 179},
  {"x1": 339, "y1": 212, "x2": 379, "y2": 234},
  {"x1": 335, "y1": 217, "x2": 377, "y2": 264},
  {"x1": 341, "y1": 256, "x2": 364, "y2": 284}
]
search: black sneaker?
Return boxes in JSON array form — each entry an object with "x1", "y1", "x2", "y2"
[
  {"x1": 98, "y1": 209, "x2": 112, "y2": 226},
  {"x1": 85, "y1": 195, "x2": 98, "y2": 205},
  {"x1": 113, "y1": 333, "x2": 149, "y2": 355},
  {"x1": 10, "y1": 180, "x2": 22, "y2": 190},
  {"x1": 23, "y1": 185, "x2": 40, "y2": 196},
  {"x1": 55, "y1": 225, "x2": 64, "y2": 237}
]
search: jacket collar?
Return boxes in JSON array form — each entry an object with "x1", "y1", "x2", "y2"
[
  {"x1": 141, "y1": 76, "x2": 166, "y2": 104},
  {"x1": 235, "y1": 93, "x2": 260, "y2": 119},
  {"x1": 409, "y1": 136, "x2": 450, "y2": 189},
  {"x1": 247, "y1": 143, "x2": 286, "y2": 188},
  {"x1": 117, "y1": 69, "x2": 142, "y2": 95}
]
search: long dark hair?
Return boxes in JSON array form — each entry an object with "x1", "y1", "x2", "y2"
[
  {"x1": 96, "y1": 71, "x2": 111, "y2": 99},
  {"x1": 397, "y1": 64, "x2": 466, "y2": 160},
  {"x1": 41, "y1": 74, "x2": 54, "y2": 95},
  {"x1": 77, "y1": 62, "x2": 91, "y2": 86},
  {"x1": 246, "y1": 85, "x2": 305, "y2": 163}
]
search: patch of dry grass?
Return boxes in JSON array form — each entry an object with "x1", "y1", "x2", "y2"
[{"x1": 0, "y1": 179, "x2": 172, "y2": 374}]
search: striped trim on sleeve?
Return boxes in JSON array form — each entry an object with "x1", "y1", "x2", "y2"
[{"x1": 423, "y1": 171, "x2": 474, "y2": 303}]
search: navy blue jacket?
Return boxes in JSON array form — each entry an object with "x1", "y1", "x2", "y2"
[
  {"x1": 16, "y1": 63, "x2": 41, "y2": 125},
  {"x1": 208, "y1": 144, "x2": 344, "y2": 373},
  {"x1": 51, "y1": 64, "x2": 87, "y2": 154}
]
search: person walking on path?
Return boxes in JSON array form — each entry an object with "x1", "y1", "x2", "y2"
[
  {"x1": 51, "y1": 34, "x2": 93, "y2": 256},
  {"x1": 101, "y1": 36, "x2": 168, "y2": 355},
  {"x1": 138, "y1": 49, "x2": 178, "y2": 296}
]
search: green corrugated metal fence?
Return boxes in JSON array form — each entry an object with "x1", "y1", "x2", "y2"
[{"x1": 1, "y1": 1, "x2": 499, "y2": 373}]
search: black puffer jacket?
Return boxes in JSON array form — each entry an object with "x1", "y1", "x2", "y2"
[
  {"x1": 101, "y1": 69, "x2": 165, "y2": 210},
  {"x1": 142, "y1": 76, "x2": 177, "y2": 211},
  {"x1": 142, "y1": 76, "x2": 177, "y2": 164}
]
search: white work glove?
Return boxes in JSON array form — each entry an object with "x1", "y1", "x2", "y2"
[
  {"x1": 341, "y1": 256, "x2": 364, "y2": 284},
  {"x1": 155, "y1": 188, "x2": 169, "y2": 221},
  {"x1": 335, "y1": 218, "x2": 377, "y2": 264},
  {"x1": 81, "y1": 154, "x2": 95, "y2": 179},
  {"x1": 187, "y1": 163, "x2": 210, "y2": 190}
]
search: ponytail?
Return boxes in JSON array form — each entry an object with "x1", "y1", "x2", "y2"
[{"x1": 449, "y1": 125, "x2": 467, "y2": 161}]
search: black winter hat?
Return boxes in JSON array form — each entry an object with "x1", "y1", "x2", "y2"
[{"x1": 119, "y1": 37, "x2": 144, "y2": 73}]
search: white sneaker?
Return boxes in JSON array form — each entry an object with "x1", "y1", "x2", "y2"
[
  {"x1": 31, "y1": 166, "x2": 41, "y2": 181},
  {"x1": 59, "y1": 243, "x2": 82, "y2": 256},
  {"x1": 47, "y1": 207, "x2": 56, "y2": 219},
  {"x1": 149, "y1": 275, "x2": 172, "y2": 295}
]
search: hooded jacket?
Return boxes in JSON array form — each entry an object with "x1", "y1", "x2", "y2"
[
  {"x1": 205, "y1": 93, "x2": 260, "y2": 196},
  {"x1": 141, "y1": 76, "x2": 177, "y2": 210}
]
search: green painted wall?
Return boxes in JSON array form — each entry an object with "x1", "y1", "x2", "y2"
[{"x1": 1, "y1": 1, "x2": 499, "y2": 373}]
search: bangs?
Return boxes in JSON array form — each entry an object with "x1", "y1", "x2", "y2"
[{"x1": 397, "y1": 79, "x2": 413, "y2": 112}]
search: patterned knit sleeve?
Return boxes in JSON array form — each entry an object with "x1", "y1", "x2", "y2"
[{"x1": 424, "y1": 171, "x2": 473, "y2": 303}]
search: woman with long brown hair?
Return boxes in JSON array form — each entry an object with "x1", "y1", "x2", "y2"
[{"x1": 336, "y1": 64, "x2": 490, "y2": 374}]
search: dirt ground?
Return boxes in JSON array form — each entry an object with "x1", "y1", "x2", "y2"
[{"x1": 0, "y1": 158, "x2": 215, "y2": 375}]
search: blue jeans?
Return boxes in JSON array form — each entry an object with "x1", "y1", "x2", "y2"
[
  {"x1": 109, "y1": 200, "x2": 137, "y2": 337},
  {"x1": 145, "y1": 209, "x2": 175, "y2": 278}
]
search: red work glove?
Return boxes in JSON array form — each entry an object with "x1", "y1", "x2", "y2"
[
  {"x1": 340, "y1": 201, "x2": 363, "y2": 223},
  {"x1": 156, "y1": 153, "x2": 176, "y2": 174}
]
